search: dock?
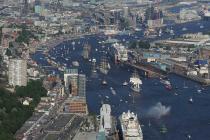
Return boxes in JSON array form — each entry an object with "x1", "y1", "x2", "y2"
[{"x1": 172, "y1": 70, "x2": 210, "y2": 86}]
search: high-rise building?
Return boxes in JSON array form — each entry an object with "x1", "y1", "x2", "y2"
[
  {"x1": 63, "y1": 69, "x2": 88, "y2": 114},
  {"x1": 9, "y1": 59, "x2": 27, "y2": 87},
  {"x1": 64, "y1": 69, "x2": 86, "y2": 97}
]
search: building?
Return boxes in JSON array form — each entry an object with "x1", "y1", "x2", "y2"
[
  {"x1": 64, "y1": 69, "x2": 86, "y2": 97},
  {"x1": 9, "y1": 59, "x2": 27, "y2": 86},
  {"x1": 99, "y1": 104, "x2": 112, "y2": 135},
  {"x1": 65, "y1": 97, "x2": 88, "y2": 114},
  {"x1": 145, "y1": 6, "x2": 163, "y2": 28},
  {"x1": 63, "y1": 69, "x2": 88, "y2": 114},
  {"x1": 179, "y1": 9, "x2": 200, "y2": 21}
]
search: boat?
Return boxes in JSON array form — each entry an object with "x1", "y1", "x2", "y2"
[
  {"x1": 91, "y1": 58, "x2": 97, "y2": 73},
  {"x1": 130, "y1": 70, "x2": 142, "y2": 93},
  {"x1": 105, "y1": 96, "x2": 109, "y2": 99},
  {"x1": 197, "y1": 89, "x2": 202, "y2": 93},
  {"x1": 119, "y1": 110, "x2": 143, "y2": 140},
  {"x1": 99, "y1": 56, "x2": 110, "y2": 75},
  {"x1": 160, "y1": 125, "x2": 168, "y2": 134},
  {"x1": 110, "y1": 87, "x2": 116, "y2": 95},
  {"x1": 182, "y1": 27, "x2": 187, "y2": 31},
  {"x1": 110, "y1": 43, "x2": 128, "y2": 63},
  {"x1": 160, "y1": 78, "x2": 172, "y2": 90},
  {"x1": 148, "y1": 120, "x2": 151, "y2": 127},
  {"x1": 200, "y1": 25, "x2": 204, "y2": 29},
  {"x1": 158, "y1": 29, "x2": 162, "y2": 37},
  {"x1": 170, "y1": 29, "x2": 175, "y2": 35},
  {"x1": 122, "y1": 81, "x2": 128, "y2": 86},
  {"x1": 189, "y1": 97, "x2": 193, "y2": 103},
  {"x1": 183, "y1": 81, "x2": 188, "y2": 88},
  {"x1": 82, "y1": 43, "x2": 91, "y2": 60},
  {"x1": 72, "y1": 61, "x2": 79, "y2": 67},
  {"x1": 102, "y1": 79, "x2": 107, "y2": 85}
]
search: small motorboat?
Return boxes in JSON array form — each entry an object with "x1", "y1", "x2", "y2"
[
  {"x1": 122, "y1": 81, "x2": 128, "y2": 86},
  {"x1": 110, "y1": 87, "x2": 116, "y2": 95},
  {"x1": 102, "y1": 79, "x2": 107, "y2": 85},
  {"x1": 197, "y1": 89, "x2": 202, "y2": 93},
  {"x1": 188, "y1": 97, "x2": 193, "y2": 103}
]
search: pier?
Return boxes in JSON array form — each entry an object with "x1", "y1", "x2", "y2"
[{"x1": 125, "y1": 62, "x2": 166, "y2": 78}]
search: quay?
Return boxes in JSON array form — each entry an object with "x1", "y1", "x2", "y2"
[{"x1": 159, "y1": 60, "x2": 210, "y2": 86}]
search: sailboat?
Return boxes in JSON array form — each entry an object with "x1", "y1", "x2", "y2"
[
  {"x1": 82, "y1": 43, "x2": 91, "y2": 60},
  {"x1": 129, "y1": 70, "x2": 142, "y2": 93},
  {"x1": 99, "y1": 56, "x2": 110, "y2": 75},
  {"x1": 158, "y1": 29, "x2": 162, "y2": 37},
  {"x1": 183, "y1": 81, "x2": 188, "y2": 88}
]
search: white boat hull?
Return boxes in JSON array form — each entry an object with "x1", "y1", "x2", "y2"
[
  {"x1": 99, "y1": 68, "x2": 108, "y2": 75},
  {"x1": 131, "y1": 86, "x2": 140, "y2": 93}
]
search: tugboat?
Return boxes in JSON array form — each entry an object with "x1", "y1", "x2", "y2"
[{"x1": 129, "y1": 70, "x2": 142, "y2": 93}]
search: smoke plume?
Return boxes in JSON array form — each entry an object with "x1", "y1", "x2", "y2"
[{"x1": 147, "y1": 102, "x2": 171, "y2": 119}]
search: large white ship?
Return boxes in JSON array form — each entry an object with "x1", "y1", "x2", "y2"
[
  {"x1": 119, "y1": 110, "x2": 143, "y2": 140},
  {"x1": 110, "y1": 43, "x2": 128, "y2": 63},
  {"x1": 130, "y1": 70, "x2": 142, "y2": 93}
]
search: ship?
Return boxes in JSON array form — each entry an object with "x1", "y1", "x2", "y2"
[
  {"x1": 119, "y1": 110, "x2": 143, "y2": 140},
  {"x1": 99, "y1": 56, "x2": 110, "y2": 75},
  {"x1": 110, "y1": 43, "x2": 128, "y2": 64},
  {"x1": 129, "y1": 70, "x2": 142, "y2": 93},
  {"x1": 82, "y1": 43, "x2": 91, "y2": 60}
]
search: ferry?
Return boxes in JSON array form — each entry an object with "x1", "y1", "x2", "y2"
[{"x1": 119, "y1": 110, "x2": 143, "y2": 140}]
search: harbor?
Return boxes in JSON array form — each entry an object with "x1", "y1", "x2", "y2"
[{"x1": 32, "y1": 28, "x2": 210, "y2": 140}]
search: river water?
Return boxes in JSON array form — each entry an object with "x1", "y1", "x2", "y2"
[{"x1": 32, "y1": 20, "x2": 210, "y2": 140}]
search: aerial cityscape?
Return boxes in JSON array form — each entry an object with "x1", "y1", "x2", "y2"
[{"x1": 0, "y1": 0, "x2": 210, "y2": 140}]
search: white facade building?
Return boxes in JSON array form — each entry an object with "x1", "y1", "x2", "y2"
[
  {"x1": 99, "y1": 104, "x2": 112, "y2": 135},
  {"x1": 9, "y1": 59, "x2": 27, "y2": 86}
]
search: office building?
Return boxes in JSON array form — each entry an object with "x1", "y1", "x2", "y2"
[
  {"x1": 63, "y1": 69, "x2": 88, "y2": 114},
  {"x1": 64, "y1": 69, "x2": 86, "y2": 97},
  {"x1": 9, "y1": 59, "x2": 27, "y2": 86}
]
